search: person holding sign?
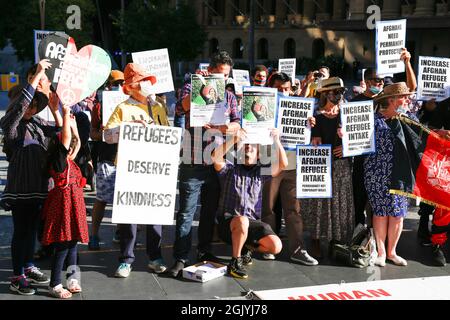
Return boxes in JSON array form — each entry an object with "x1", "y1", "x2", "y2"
[
  {"x1": 251, "y1": 65, "x2": 269, "y2": 87},
  {"x1": 211, "y1": 128, "x2": 287, "y2": 279},
  {"x1": 302, "y1": 77, "x2": 355, "y2": 260}
]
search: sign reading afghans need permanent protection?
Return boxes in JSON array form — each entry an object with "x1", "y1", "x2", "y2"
[
  {"x1": 112, "y1": 123, "x2": 182, "y2": 225},
  {"x1": 275, "y1": 96, "x2": 314, "y2": 150},
  {"x1": 278, "y1": 58, "x2": 296, "y2": 84},
  {"x1": 296, "y1": 145, "x2": 332, "y2": 199},
  {"x1": 340, "y1": 101, "x2": 375, "y2": 157},
  {"x1": 131, "y1": 48, "x2": 174, "y2": 94},
  {"x1": 375, "y1": 19, "x2": 406, "y2": 75},
  {"x1": 417, "y1": 56, "x2": 450, "y2": 102}
]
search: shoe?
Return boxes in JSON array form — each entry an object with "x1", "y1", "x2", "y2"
[
  {"x1": 197, "y1": 251, "x2": 221, "y2": 263},
  {"x1": 291, "y1": 247, "x2": 319, "y2": 266},
  {"x1": 48, "y1": 284, "x2": 72, "y2": 299},
  {"x1": 432, "y1": 245, "x2": 447, "y2": 266},
  {"x1": 167, "y1": 260, "x2": 185, "y2": 278},
  {"x1": 9, "y1": 275, "x2": 35, "y2": 296},
  {"x1": 374, "y1": 256, "x2": 386, "y2": 267},
  {"x1": 262, "y1": 253, "x2": 275, "y2": 260},
  {"x1": 387, "y1": 255, "x2": 407, "y2": 266},
  {"x1": 114, "y1": 263, "x2": 132, "y2": 278},
  {"x1": 112, "y1": 230, "x2": 121, "y2": 244},
  {"x1": 66, "y1": 278, "x2": 82, "y2": 293},
  {"x1": 228, "y1": 257, "x2": 248, "y2": 279},
  {"x1": 148, "y1": 258, "x2": 167, "y2": 274},
  {"x1": 88, "y1": 235, "x2": 100, "y2": 251},
  {"x1": 241, "y1": 249, "x2": 253, "y2": 266},
  {"x1": 25, "y1": 266, "x2": 50, "y2": 284}
]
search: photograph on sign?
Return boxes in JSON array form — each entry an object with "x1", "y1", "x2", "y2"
[
  {"x1": 241, "y1": 86, "x2": 277, "y2": 145},
  {"x1": 340, "y1": 101, "x2": 375, "y2": 157},
  {"x1": 112, "y1": 123, "x2": 182, "y2": 225},
  {"x1": 278, "y1": 58, "x2": 296, "y2": 83},
  {"x1": 296, "y1": 145, "x2": 332, "y2": 199},
  {"x1": 417, "y1": 56, "x2": 450, "y2": 102},
  {"x1": 275, "y1": 96, "x2": 314, "y2": 150},
  {"x1": 375, "y1": 19, "x2": 406, "y2": 75},
  {"x1": 232, "y1": 69, "x2": 250, "y2": 95},
  {"x1": 189, "y1": 73, "x2": 227, "y2": 127}
]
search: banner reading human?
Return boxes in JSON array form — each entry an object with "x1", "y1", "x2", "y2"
[
  {"x1": 275, "y1": 96, "x2": 314, "y2": 150},
  {"x1": 417, "y1": 56, "x2": 450, "y2": 102},
  {"x1": 278, "y1": 58, "x2": 296, "y2": 83},
  {"x1": 112, "y1": 123, "x2": 182, "y2": 225},
  {"x1": 296, "y1": 145, "x2": 332, "y2": 199},
  {"x1": 340, "y1": 101, "x2": 375, "y2": 157},
  {"x1": 376, "y1": 19, "x2": 406, "y2": 75}
]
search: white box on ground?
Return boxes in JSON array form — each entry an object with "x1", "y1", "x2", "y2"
[{"x1": 182, "y1": 261, "x2": 227, "y2": 283}]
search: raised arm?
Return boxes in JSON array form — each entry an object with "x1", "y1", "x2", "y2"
[
  {"x1": 61, "y1": 105, "x2": 72, "y2": 150},
  {"x1": 270, "y1": 128, "x2": 288, "y2": 177},
  {"x1": 212, "y1": 129, "x2": 246, "y2": 172},
  {"x1": 401, "y1": 48, "x2": 417, "y2": 92}
]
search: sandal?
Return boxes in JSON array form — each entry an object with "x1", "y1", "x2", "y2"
[
  {"x1": 49, "y1": 284, "x2": 72, "y2": 299},
  {"x1": 67, "y1": 279, "x2": 82, "y2": 293}
]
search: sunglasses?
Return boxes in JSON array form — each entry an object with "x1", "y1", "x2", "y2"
[
  {"x1": 328, "y1": 89, "x2": 345, "y2": 96},
  {"x1": 370, "y1": 78, "x2": 384, "y2": 84}
]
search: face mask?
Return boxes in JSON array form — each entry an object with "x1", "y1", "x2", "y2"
[
  {"x1": 328, "y1": 93, "x2": 342, "y2": 105},
  {"x1": 254, "y1": 79, "x2": 266, "y2": 86},
  {"x1": 282, "y1": 91, "x2": 290, "y2": 97},
  {"x1": 139, "y1": 81, "x2": 154, "y2": 97},
  {"x1": 369, "y1": 86, "x2": 381, "y2": 94},
  {"x1": 111, "y1": 85, "x2": 121, "y2": 92}
]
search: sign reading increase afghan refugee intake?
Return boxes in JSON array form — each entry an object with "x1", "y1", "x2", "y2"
[
  {"x1": 131, "y1": 48, "x2": 174, "y2": 94},
  {"x1": 276, "y1": 96, "x2": 314, "y2": 150},
  {"x1": 278, "y1": 58, "x2": 296, "y2": 84},
  {"x1": 340, "y1": 101, "x2": 375, "y2": 157},
  {"x1": 417, "y1": 56, "x2": 450, "y2": 102},
  {"x1": 112, "y1": 123, "x2": 182, "y2": 225},
  {"x1": 296, "y1": 145, "x2": 332, "y2": 199},
  {"x1": 375, "y1": 19, "x2": 406, "y2": 75}
]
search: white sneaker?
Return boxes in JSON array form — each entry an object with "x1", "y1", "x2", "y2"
[
  {"x1": 262, "y1": 253, "x2": 276, "y2": 260},
  {"x1": 148, "y1": 258, "x2": 167, "y2": 274},
  {"x1": 115, "y1": 263, "x2": 132, "y2": 278},
  {"x1": 291, "y1": 248, "x2": 319, "y2": 266}
]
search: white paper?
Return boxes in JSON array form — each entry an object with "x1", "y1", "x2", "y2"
[
  {"x1": 232, "y1": 69, "x2": 251, "y2": 95},
  {"x1": 417, "y1": 56, "x2": 450, "y2": 102},
  {"x1": 375, "y1": 19, "x2": 406, "y2": 75},
  {"x1": 278, "y1": 58, "x2": 296, "y2": 84}
]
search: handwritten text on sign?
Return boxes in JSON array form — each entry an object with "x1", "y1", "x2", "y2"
[
  {"x1": 278, "y1": 58, "x2": 296, "y2": 84},
  {"x1": 112, "y1": 124, "x2": 182, "y2": 225},
  {"x1": 417, "y1": 56, "x2": 450, "y2": 102},
  {"x1": 376, "y1": 19, "x2": 406, "y2": 75},
  {"x1": 340, "y1": 101, "x2": 375, "y2": 157},
  {"x1": 296, "y1": 145, "x2": 332, "y2": 199}
]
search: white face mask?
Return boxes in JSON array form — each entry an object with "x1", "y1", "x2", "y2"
[{"x1": 140, "y1": 80, "x2": 154, "y2": 97}]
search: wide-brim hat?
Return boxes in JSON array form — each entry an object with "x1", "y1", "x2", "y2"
[
  {"x1": 123, "y1": 63, "x2": 156, "y2": 86},
  {"x1": 317, "y1": 77, "x2": 345, "y2": 93},
  {"x1": 374, "y1": 82, "x2": 415, "y2": 101}
]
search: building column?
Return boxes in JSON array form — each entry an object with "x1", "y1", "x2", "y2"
[
  {"x1": 332, "y1": 0, "x2": 346, "y2": 20},
  {"x1": 302, "y1": 0, "x2": 316, "y2": 24},
  {"x1": 315, "y1": 0, "x2": 330, "y2": 22},
  {"x1": 188, "y1": 0, "x2": 204, "y2": 25},
  {"x1": 224, "y1": 0, "x2": 233, "y2": 25},
  {"x1": 382, "y1": 0, "x2": 401, "y2": 19},
  {"x1": 276, "y1": 0, "x2": 287, "y2": 23},
  {"x1": 348, "y1": 0, "x2": 367, "y2": 20},
  {"x1": 414, "y1": 0, "x2": 435, "y2": 16}
]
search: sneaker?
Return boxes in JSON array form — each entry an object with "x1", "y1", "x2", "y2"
[
  {"x1": 25, "y1": 266, "x2": 50, "y2": 284},
  {"x1": 114, "y1": 263, "x2": 132, "y2": 278},
  {"x1": 262, "y1": 253, "x2": 276, "y2": 260},
  {"x1": 227, "y1": 257, "x2": 248, "y2": 279},
  {"x1": 9, "y1": 275, "x2": 35, "y2": 296},
  {"x1": 291, "y1": 247, "x2": 319, "y2": 266},
  {"x1": 88, "y1": 235, "x2": 100, "y2": 251},
  {"x1": 432, "y1": 245, "x2": 447, "y2": 267},
  {"x1": 166, "y1": 260, "x2": 185, "y2": 278},
  {"x1": 148, "y1": 258, "x2": 167, "y2": 274},
  {"x1": 112, "y1": 230, "x2": 121, "y2": 244},
  {"x1": 241, "y1": 249, "x2": 253, "y2": 266},
  {"x1": 197, "y1": 251, "x2": 222, "y2": 263}
]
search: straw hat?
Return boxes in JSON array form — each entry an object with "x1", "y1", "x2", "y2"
[
  {"x1": 374, "y1": 82, "x2": 415, "y2": 101},
  {"x1": 317, "y1": 77, "x2": 345, "y2": 93}
]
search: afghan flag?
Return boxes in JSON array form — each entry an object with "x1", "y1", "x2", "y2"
[{"x1": 387, "y1": 114, "x2": 450, "y2": 210}]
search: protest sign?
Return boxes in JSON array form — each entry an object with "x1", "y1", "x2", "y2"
[
  {"x1": 417, "y1": 56, "x2": 450, "y2": 102},
  {"x1": 278, "y1": 58, "x2": 296, "y2": 83},
  {"x1": 232, "y1": 69, "x2": 250, "y2": 95},
  {"x1": 56, "y1": 41, "x2": 111, "y2": 106},
  {"x1": 131, "y1": 48, "x2": 174, "y2": 94},
  {"x1": 275, "y1": 96, "x2": 314, "y2": 150},
  {"x1": 190, "y1": 74, "x2": 227, "y2": 127},
  {"x1": 296, "y1": 145, "x2": 332, "y2": 198},
  {"x1": 241, "y1": 86, "x2": 277, "y2": 145},
  {"x1": 375, "y1": 19, "x2": 406, "y2": 75},
  {"x1": 199, "y1": 63, "x2": 209, "y2": 71},
  {"x1": 340, "y1": 101, "x2": 375, "y2": 157},
  {"x1": 112, "y1": 123, "x2": 182, "y2": 225},
  {"x1": 102, "y1": 89, "x2": 130, "y2": 127},
  {"x1": 34, "y1": 30, "x2": 65, "y2": 63}
]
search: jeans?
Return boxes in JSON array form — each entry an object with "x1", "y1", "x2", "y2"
[
  {"x1": 50, "y1": 241, "x2": 78, "y2": 287},
  {"x1": 119, "y1": 224, "x2": 163, "y2": 264},
  {"x1": 173, "y1": 164, "x2": 220, "y2": 262},
  {"x1": 174, "y1": 113, "x2": 185, "y2": 129}
]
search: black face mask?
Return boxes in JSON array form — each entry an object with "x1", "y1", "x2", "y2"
[{"x1": 328, "y1": 93, "x2": 342, "y2": 105}]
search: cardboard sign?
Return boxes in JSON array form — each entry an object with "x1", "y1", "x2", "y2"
[
  {"x1": 296, "y1": 145, "x2": 332, "y2": 198},
  {"x1": 275, "y1": 96, "x2": 314, "y2": 150},
  {"x1": 417, "y1": 56, "x2": 450, "y2": 101},
  {"x1": 56, "y1": 42, "x2": 111, "y2": 106},
  {"x1": 190, "y1": 74, "x2": 227, "y2": 127},
  {"x1": 340, "y1": 101, "x2": 375, "y2": 157},
  {"x1": 131, "y1": 48, "x2": 174, "y2": 94},
  {"x1": 375, "y1": 19, "x2": 406, "y2": 75},
  {"x1": 278, "y1": 58, "x2": 296, "y2": 83},
  {"x1": 232, "y1": 69, "x2": 251, "y2": 95},
  {"x1": 112, "y1": 123, "x2": 182, "y2": 225},
  {"x1": 101, "y1": 89, "x2": 129, "y2": 127},
  {"x1": 241, "y1": 86, "x2": 278, "y2": 145},
  {"x1": 33, "y1": 30, "x2": 65, "y2": 63}
]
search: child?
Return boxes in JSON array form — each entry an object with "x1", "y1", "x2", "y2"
[{"x1": 41, "y1": 104, "x2": 89, "y2": 299}]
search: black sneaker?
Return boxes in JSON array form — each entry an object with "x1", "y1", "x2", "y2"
[
  {"x1": 228, "y1": 257, "x2": 248, "y2": 279},
  {"x1": 432, "y1": 245, "x2": 447, "y2": 266},
  {"x1": 25, "y1": 266, "x2": 50, "y2": 284},
  {"x1": 197, "y1": 251, "x2": 222, "y2": 263},
  {"x1": 241, "y1": 248, "x2": 253, "y2": 266},
  {"x1": 167, "y1": 260, "x2": 185, "y2": 278},
  {"x1": 9, "y1": 276, "x2": 36, "y2": 296}
]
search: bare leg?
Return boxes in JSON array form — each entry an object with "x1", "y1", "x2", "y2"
[
  {"x1": 91, "y1": 200, "x2": 107, "y2": 237},
  {"x1": 372, "y1": 215, "x2": 388, "y2": 257},
  {"x1": 230, "y1": 216, "x2": 249, "y2": 258},
  {"x1": 257, "y1": 235, "x2": 282, "y2": 254},
  {"x1": 386, "y1": 216, "x2": 404, "y2": 258}
]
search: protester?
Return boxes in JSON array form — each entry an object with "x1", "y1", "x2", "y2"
[
  {"x1": 301, "y1": 66, "x2": 330, "y2": 98},
  {"x1": 251, "y1": 65, "x2": 269, "y2": 87},
  {"x1": 211, "y1": 128, "x2": 286, "y2": 278},
  {"x1": 41, "y1": 104, "x2": 88, "y2": 299}
]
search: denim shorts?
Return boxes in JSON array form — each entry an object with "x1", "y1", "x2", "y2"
[{"x1": 95, "y1": 161, "x2": 116, "y2": 204}]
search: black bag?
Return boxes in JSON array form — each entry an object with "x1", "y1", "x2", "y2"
[{"x1": 330, "y1": 224, "x2": 372, "y2": 268}]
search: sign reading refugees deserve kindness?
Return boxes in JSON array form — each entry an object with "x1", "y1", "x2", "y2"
[
  {"x1": 112, "y1": 124, "x2": 182, "y2": 225},
  {"x1": 340, "y1": 101, "x2": 375, "y2": 157},
  {"x1": 376, "y1": 19, "x2": 406, "y2": 75},
  {"x1": 417, "y1": 56, "x2": 450, "y2": 101},
  {"x1": 296, "y1": 145, "x2": 332, "y2": 198},
  {"x1": 131, "y1": 48, "x2": 174, "y2": 94},
  {"x1": 275, "y1": 96, "x2": 314, "y2": 150},
  {"x1": 278, "y1": 58, "x2": 296, "y2": 83}
]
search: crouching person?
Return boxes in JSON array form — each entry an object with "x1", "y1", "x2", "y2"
[{"x1": 211, "y1": 128, "x2": 287, "y2": 278}]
